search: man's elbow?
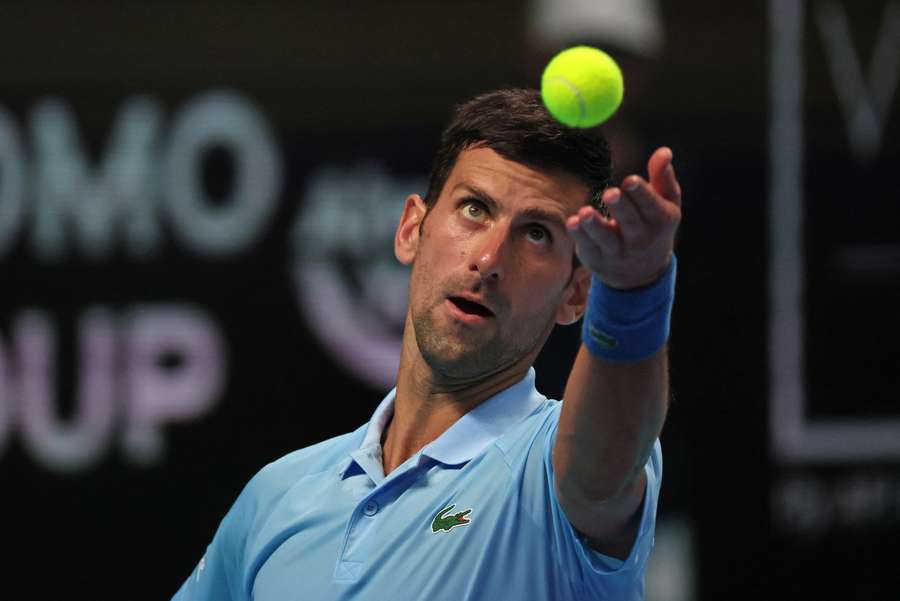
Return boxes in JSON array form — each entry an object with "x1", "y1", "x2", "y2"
[
  {"x1": 555, "y1": 463, "x2": 644, "y2": 508},
  {"x1": 554, "y1": 470, "x2": 647, "y2": 557}
]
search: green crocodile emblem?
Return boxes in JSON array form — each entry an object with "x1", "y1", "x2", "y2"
[{"x1": 431, "y1": 504, "x2": 472, "y2": 533}]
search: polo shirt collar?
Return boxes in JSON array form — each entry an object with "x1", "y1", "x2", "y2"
[{"x1": 346, "y1": 368, "x2": 544, "y2": 479}]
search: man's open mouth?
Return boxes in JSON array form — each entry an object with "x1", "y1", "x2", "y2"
[{"x1": 448, "y1": 296, "x2": 494, "y2": 318}]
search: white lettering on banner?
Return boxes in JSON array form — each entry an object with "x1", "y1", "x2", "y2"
[
  {"x1": 773, "y1": 472, "x2": 900, "y2": 535},
  {"x1": 1, "y1": 304, "x2": 226, "y2": 472},
  {"x1": 17, "y1": 309, "x2": 117, "y2": 471},
  {"x1": 31, "y1": 97, "x2": 164, "y2": 260},
  {"x1": 0, "y1": 89, "x2": 281, "y2": 260},
  {"x1": 0, "y1": 105, "x2": 25, "y2": 256},
  {"x1": 122, "y1": 305, "x2": 226, "y2": 465},
  {"x1": 163, "y1": 91, "x2": 281, "y2": 256},
  {"x1": 0, "y1": 90, "x2": 269, "y2": 471}
]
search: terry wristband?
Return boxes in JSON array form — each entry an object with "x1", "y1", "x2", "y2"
[{"x1": 581, "y1": 254, "x2": 677, "y2": 363}]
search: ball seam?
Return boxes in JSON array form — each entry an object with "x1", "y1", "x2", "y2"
[{"x1": 547, "y1": 75, "x2": 586, "y2": 127}]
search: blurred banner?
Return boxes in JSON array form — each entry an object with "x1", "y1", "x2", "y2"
[
  {"x1": 767, "y1": 0, "x2": 900, "y2": 597},
  {"x1": 0, "y1": 2, "x2": 897, "y2": 600}
]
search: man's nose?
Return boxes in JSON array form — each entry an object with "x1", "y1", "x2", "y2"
[{"x1": 469, "y1": 226, "x2": 510, "y2": 281}]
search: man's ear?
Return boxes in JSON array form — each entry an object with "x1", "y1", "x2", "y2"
[
  {"x1": 555, "y1": 265, "x2": 591, "y2": 325},
  {"x1": 395, "y1": 194, "x2": 428, "y2": 265}
]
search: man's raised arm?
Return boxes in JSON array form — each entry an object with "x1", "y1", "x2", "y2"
[{"x1": 554, "y1": 146, "x2": 682, "y2": 560}]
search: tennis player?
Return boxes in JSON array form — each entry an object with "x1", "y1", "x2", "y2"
[{"x1": 173, "y1": 87, "x2": 681, "y2": 600}]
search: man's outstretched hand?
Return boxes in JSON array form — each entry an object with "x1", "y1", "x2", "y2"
[{"x1": 566, "y1": 146, "x2": 682, "y2": 290}]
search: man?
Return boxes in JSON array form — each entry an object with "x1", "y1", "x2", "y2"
[{"x1": 173, "y1": 88, "x2": 681, "y2": 600}]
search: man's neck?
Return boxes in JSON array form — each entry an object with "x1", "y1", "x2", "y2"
[{"x1": 380, "y1": 335, "x2": 530, "y2": 476}]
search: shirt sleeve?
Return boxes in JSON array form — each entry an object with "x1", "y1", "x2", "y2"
[
  {"x1": 171, "y1": 475, "x2": 260, "y2": 601},
  {"x1": 530, "y1": 410, "x2": 663, "y2": 599}
]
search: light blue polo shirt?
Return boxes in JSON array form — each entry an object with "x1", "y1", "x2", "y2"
[{"x1": 173, "y1": 368, "x2": 662, "y2": 600}]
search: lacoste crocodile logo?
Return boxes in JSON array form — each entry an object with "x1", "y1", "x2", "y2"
[{"x1": 431, "y1": 504, "x2": 472, "y2": 533}]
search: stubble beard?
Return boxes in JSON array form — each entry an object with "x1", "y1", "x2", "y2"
[
  {"x1": 410, "y1": 293, "x2": 555, "y2": 382},
  {"x1": 412, "y1": 301, "x2": 503, "y2": 380}
]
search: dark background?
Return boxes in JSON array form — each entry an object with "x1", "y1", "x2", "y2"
[{"x1": 1, "y1": 1, "x2": 898, "y2": 599}]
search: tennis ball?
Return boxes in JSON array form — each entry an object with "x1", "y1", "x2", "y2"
[{"x1": 541, "y1": 46, "x2": 624, "y2": 128}]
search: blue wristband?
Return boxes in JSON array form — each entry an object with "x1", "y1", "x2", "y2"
[{"x1": 581, "y1": 255, "x2": 677, "y2": 362}]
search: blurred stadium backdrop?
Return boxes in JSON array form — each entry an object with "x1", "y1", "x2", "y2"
[{"x1": 1, "y1": 1, "x2": 898, "y2": 599}]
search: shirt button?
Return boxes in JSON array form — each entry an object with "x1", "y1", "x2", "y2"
[{"x1": 363, "y1": 501, "x2": 379, "y2": 516}]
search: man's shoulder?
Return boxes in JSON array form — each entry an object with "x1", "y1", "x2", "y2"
[
  {"x1": 245, "y1": 423, "x2": 366, "y2": 501},
  {"x1": 211, "y1": 425, "x2": 367, "y2": 553},
  {"x1": 491, "y1": 395, "x2": 560, "y2": 462}
]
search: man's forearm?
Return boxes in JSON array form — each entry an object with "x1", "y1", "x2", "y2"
[{"x1": 554, "y1": 344, "x2": 668, "y2": 502}]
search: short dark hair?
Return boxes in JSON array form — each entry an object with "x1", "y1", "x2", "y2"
[{"x1": 424, "y1": 88, "x2": 612, "y2": 209}]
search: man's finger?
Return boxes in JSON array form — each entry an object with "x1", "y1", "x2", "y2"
[
  {"x1": 648, "y1": 147, "x2": 682, "y2": 207},
  {"x1": 604, "y1": 188, "x2": 644, "y2": 240},
  {"x1": 567, "y1": 206, "x2": 620, "y2": 257},
  {"x1": 621, "y1": 176, "x2": 665, "y2": 224}
]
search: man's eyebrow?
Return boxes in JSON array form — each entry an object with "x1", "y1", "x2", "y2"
[
  {"x1": 520, "y1": 207, "x2": 567, "y2": 230},
  {"x1": 455, "y1": 183, "x2": 567, "y2": 229},
  {"x1": 455, "y1": 183, "x2": 498, "y2": 212}
]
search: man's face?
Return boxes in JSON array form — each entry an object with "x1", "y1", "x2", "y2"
[{"x1": 395, "y1": 146, "x2": 591, "y2": 380}]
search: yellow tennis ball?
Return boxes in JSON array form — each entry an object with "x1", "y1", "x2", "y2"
[{"x1": 541, "y1": 46, "x2": 624, "y2": 128}]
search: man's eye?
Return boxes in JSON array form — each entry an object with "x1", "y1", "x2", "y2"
[
  {"x1": 463, "y1": 202, "x2": 485, "y2": 220},
  {"x1": 527, "y1": 226, "x2": 550, "y2": 243}
]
